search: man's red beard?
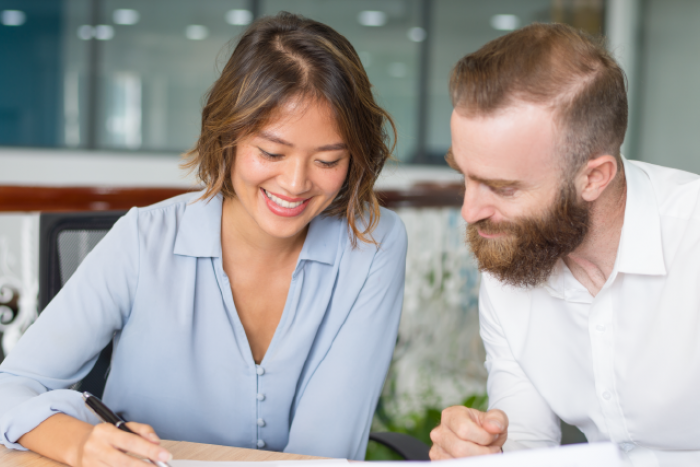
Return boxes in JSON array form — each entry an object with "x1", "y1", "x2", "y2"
[{"x1": 466, "y1": 182, "x2": 590, "y2": 288}]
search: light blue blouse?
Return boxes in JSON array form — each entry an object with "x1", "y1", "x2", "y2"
[{"x1": 0, "y1": 192, "x2": 407, "y2": 460}]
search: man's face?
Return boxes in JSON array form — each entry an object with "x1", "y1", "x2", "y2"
[{"x1": 449, "y1": 103, "x2": 589, "y2": 287}]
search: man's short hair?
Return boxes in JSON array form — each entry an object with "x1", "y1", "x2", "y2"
[{"x1": 450, "y1": 23, "x2": 628, "y2": 175}]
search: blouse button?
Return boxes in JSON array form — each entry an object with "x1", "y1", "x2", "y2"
[
  {"x1": 257, "y1": 393, "x2": 266, "y2": 401},
  {"x1": 257, "y1": 418, "x2": 266, "y2": 427},
  {"x1": 256, "y1": 365, "x2": 265, "y2": 376},
  {"x1": 596, "y1": 324, "x2": 606, "y2": 333},
  {"x1": 602, "y1": 391, "x2": 611, "y2": 400},
  {"x1": 257, "y1": 439, "x2": 266, "y2": 449}
]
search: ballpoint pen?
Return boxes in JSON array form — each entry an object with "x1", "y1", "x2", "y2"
[{"x1": 82, "y1": 391, "x2": 172, "y2": 467}]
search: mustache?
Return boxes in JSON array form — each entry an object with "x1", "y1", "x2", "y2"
[{"x1": 472, "y1": 219, "x2": 518, "y2": 236}]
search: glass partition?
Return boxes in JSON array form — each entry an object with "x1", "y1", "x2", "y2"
[{"x1": 0, "y1": 0, "x2": 607, "y2": 164}]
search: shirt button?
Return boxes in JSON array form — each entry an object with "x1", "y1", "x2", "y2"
[
  {"x1": 257, "y1": 439, "x2": 266, "y2": 449},
  {"x1": 596, "y1": 324, "x2": 606, "y2": 332},
  {"x1": 602, "y1": 391, "x2": 611, "y2": 400},
  {"x1": 256, "y1": 365, "x2": 265, "y2": 376},
  {"x1": 257, "y1": 393, "x2": 266, "y2": 401},
  {"x1": 257, "y1": 418, "x2": 266, "y2": 427}
]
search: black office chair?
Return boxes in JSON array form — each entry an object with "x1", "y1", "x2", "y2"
[
  {"x1": 368, "y1": 432, "x2": 430, "y2": 460},
  {"x1": 38, "y1": 210, "x2": 127, "y2": 397},
  {"x1": 38, "y1": 210, "x2": 429, "y2": 460}
]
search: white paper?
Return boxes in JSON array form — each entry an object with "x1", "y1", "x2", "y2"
[
  {"x1": 171, "y1": 459, "x2": 349, "y2": 467},
  {"x1": 172, "y1": 442, "x2": 621, "y2": 467},
  {"x1": 437, "y1": 443, "x2": 621, "y2": 466}
]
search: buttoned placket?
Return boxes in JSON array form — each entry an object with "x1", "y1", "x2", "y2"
[
  {"x1": 215, "y1": 260, "x2": 269, "y2": 449},
  {"x1": 587, "y1": 279, "x2": 632, "y2": 445},
  {"x1": 252, "y1": 264, "x2": 304, "y2": 450},
  {"x1": 214, "y1": 255, "x2": 307, "y2": 451},
  {"x1": 256, "y1": 363, "x2": 266, "y2": 449}
]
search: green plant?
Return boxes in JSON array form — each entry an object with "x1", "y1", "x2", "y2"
[{"x1": 365, "y1": 393, "x2": 489, "y2": 461}]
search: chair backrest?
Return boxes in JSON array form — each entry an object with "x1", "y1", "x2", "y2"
[
  {"x1": 39, "y1": 211, "x2": 126, "y2": 311},
  {"x1": 38, "y1": 211, "x2": 127, "y2": 396}
]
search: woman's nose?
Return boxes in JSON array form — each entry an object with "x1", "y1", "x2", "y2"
[{"x1": 279, "y1": 157, "x2": 312, "y2": 195}]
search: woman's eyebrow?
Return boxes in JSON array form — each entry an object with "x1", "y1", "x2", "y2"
[
  {"x1": 259, "y1": 131, "x2": 293, "y2": 147},
  {"x1": 315, "y1": 142, "x2": 347, "y2": 151},
  {"x1": 258, "y1": 131, "x2": 347, "y2": 152}
]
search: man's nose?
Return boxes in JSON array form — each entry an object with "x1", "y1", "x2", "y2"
[
  {"x1": 461, "y1": 182, "x2": 494, "y2": 224},
  {"x1": 279, "y1": 157, "x2": 312, "y2": 195}
]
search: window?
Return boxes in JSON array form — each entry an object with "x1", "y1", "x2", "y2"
[{"x1": 0, "y1": 0, "x2": 606, "y2": 164}]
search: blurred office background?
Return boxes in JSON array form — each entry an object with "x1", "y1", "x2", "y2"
[
  {"x1": 1, "y1": 0, "x2": 698, "y2": 454},
  {"x1": 3, "y1": 0, "x2": 700, "y2": 168},
  {"x1": 0, "y1": 0, "x2": 611, "y2": 163}
]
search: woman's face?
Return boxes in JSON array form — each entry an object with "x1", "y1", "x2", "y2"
[{"x1": 230, "y1": 97, "x2": 350, "y2": 240}]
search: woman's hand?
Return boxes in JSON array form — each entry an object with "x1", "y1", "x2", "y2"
[
  {"x1": 19, "y1": 413, "x2": 172, "y2": 467},
  {"x1": 78, "y1": 421, "x2": 173, "y2": 467}
]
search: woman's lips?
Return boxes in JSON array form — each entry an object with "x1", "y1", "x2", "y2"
[{"x1": 261, "y1": 188, "x2": 311, "y2": 217}]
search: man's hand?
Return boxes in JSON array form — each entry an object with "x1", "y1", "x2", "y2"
[{"x1": 429, "y1": 406, "x2": 508, "y2": 459}]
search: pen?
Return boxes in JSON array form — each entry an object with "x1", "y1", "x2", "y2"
[{"x1": 82, "y1": 391, "x2": 172, "y2": 467}]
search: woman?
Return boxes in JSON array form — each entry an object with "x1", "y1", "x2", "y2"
[{"x1": 0, "y1": 12, "x2": 407, "y2": 466}]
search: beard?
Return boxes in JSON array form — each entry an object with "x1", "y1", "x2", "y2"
[{"x1": 466, "y1": 181, "x2": 590, "y2": 288}]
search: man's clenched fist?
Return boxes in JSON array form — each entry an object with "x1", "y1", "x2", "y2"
[{"x1": 429, "y1": 406, "x2": 508, "y2": 459}]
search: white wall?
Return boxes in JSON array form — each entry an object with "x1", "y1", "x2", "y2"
[{"x1": 0, "y1": 147, "x2": 462, "y2": 190}]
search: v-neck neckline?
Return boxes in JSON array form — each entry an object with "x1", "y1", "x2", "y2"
[{"x1": 214, "y1": 254, "x2": 305, "y2": 369}]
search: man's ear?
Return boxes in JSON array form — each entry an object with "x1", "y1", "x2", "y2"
[{"x1": 577, "y1": 155, "x2": 619, "y2": 202}]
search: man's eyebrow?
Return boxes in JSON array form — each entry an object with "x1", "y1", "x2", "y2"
[
  {"x1": 469, "y1": 175, "x2": 521, "y2": 189},
  {"x1": 258, "y1": 131, "x2": 347, "y2": 152},
  {"x1": 445, "y1": 148, "x2": 462, "y2": 173}
]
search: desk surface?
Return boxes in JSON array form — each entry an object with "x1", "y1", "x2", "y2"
[{"x1": 0, "y1": 440, "x2": 322, "y2": 467}]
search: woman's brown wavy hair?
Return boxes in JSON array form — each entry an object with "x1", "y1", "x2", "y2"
[{"x1": 183, "y1": 12, "x2": 396, "y2": 245}]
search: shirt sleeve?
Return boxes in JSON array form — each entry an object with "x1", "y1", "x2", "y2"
[
  {"x1": 0, "y1": 208, "x2": 141, "y2": 450},
  {"x1": 479, "y1": 278, "x2": 561, "y2": 451},
  {"x1": 283, "y1": 214, "x2": 408, "y2": 461}
]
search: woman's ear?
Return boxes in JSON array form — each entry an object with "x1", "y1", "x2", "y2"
[{"x1": 578, "y1": 155, "x2": 619, "y2": 202}]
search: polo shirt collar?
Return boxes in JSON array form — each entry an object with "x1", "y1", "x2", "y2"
[
  {"x1": 174, "y1": 192, "x2": 340, "y2": 265},
  {"x1": 616, "y1": 157, "x2": 667, "y2": 276}
]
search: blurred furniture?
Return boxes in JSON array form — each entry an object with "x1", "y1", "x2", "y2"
[
  {"x1": 38, "y1": 210, "x2": 127, "y2": 397},
  {"x1": 0, "y1": 438, "x2": 323, "y2": 467},
  {"x1": 0, "y1": 183, "x2": 464, "y2": 212},
  {"x1": 0, "y1": 186, "x2": 196, "y2": 212},
  {"x1": 369, "y1": 432, "x2": 431, "y2": 460}
]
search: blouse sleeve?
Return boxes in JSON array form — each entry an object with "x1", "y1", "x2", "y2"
[
  {"x1": 0, "y1": 208, "x2": 141, "y2": 450},
  {"x1": 283, "y1": 213, "x2": 408, "y2": 460},
  {"x1": 479, "y1": 279, "x2": 561, "y2": 451}
]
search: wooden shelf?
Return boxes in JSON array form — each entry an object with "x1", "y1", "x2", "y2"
[{"x1": 0, "y1": 184, "x2": 464, "y2": 212}]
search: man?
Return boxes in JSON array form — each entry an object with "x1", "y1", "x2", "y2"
[{"x1": 430, "y1": 23, "x2": 700, "y2": 466}]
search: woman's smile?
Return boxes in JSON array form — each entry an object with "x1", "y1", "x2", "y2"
[{"x1": 261, "y1": 188, "x2": 311, "y2": 217}]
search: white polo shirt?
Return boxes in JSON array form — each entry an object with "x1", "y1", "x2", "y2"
[{"x1": 480, "y1": 158, "x2": 700, "y2": 466}]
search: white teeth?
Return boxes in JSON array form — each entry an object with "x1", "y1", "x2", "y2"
[{"x1": 264, "y1": 189, "x2": 304, "y2": 209}]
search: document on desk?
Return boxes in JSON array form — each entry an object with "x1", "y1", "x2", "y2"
[
  {"x1": 171, "y1": 442, "x2": 621, "y2": 467},
  {"x1": 171, "y1": 460, "x2": 349, "y2": 467}
]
